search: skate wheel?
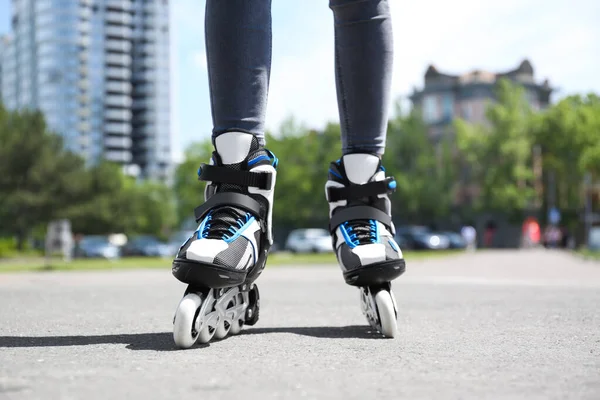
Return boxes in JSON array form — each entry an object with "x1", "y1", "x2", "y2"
[
  {"x1": 229, "y1": 319, "x2": 243, "y2": 335},
  {"x1": 374, "y1": 290, "x2": 397, "y2": 338},
  {"x1": 214, "y1": 318, "x2": 231, "y2": 340},
  {"x1": 173, "y1": 293, "x2": 202, "y2": 348},
  {"x1": 197, "y1": 325, "x2": 215, "y2": 344}
]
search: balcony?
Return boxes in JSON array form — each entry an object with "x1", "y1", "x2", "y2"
[
  {"x1": 105, "y1": 53, "x2": 132, "y2": 67},
  {"x1": 106, "y1": 81, "x2": 132, "y2": 93},
  {"x1": 78, "y1": 21, "x2": 91, "y2": 34},
  {"x1": 79, "y1": 36, "x2": 90, "y2": 47},
  {"x1": 132, "y1": 83, "x2": 154, "y2": 96},
  {"x1": 79, "y1": 6, "x2": 92, "y2": 20},
  {"x1": 106, "y1": 11, "x2": 133, "y2": 26},
  {"x1": 144, "y1": 3, "x2": 156, "y2": 14},
  {"x1": 106, "y1": 1, "x2": 133, "y2": 12},
  {"x1": 105, "y1": 123, "x2": 132, "y2": 136},
  {"x1": 105, "y1": 136, "x2": 132, "y2": 150},
  {"x1": 78, "y1": 121, "x2": 91, "y2": 132},
  {"x1": 105, "y1": 26, "x2": 132, "y2": 39},
  {"x1": 132, "y1": 69, "x2": 154, "y2": 82},
  {"x1": 104, "y1": 150, "x2": 132, "y2": 163},
  {"x1": 78, "y1": 107, "x2": 91, "y2": 118},
  {"x1": 106, "y1": 39, "x2": 132, "y2": 53},
  {"x1": 132, "y1": 98, "x2": 154, "y2": 110},
  {"x1": 105, "y1": 109, "x2": 132, "y2": 121},
  {"x1": 106, "y1": 67, "x2": 131, "y2": 80},
  {"x1": 105, "y1": 94, "x2": 132, "y2": 108}
]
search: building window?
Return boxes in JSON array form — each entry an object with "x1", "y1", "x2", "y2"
[
  {"x1": 442, "y1": 94, "x2": 454, "y2": 119},
  {"x1": 462, "y1": 103, "x2": 472, "y2": 120},
  {"x1": 423, "y1": 95, "x2": 438, "y2": 123}
]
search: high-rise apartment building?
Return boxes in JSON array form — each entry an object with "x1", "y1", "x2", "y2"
[{"x1": 0, "y1": 0, "x2": 171, "y2": 181}]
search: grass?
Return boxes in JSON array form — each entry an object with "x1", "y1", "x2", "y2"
[
  {"x1": 576, "y1": 249, "x2": 600, "y2": 261},
  {"x1": 0, "y1": 250, "x2": 464, "y2": 273}
]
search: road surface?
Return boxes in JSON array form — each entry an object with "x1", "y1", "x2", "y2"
[{"x1": 1, "y1": 250, "x2": 599, "y2": 399}]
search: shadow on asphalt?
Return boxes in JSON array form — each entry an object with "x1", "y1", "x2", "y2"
[
  {"x1": 242, "y1": 325, "x2": 387, "y2": 339},
  {"x1": 0, "y1": 325, "x2": 386, "y2": 352},
  {"x1": 0, "y1": 333, "x2": 196, "y2": 352}
]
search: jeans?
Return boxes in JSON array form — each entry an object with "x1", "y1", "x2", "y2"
[{"x1": 206, "y1": 0, "x2": 393, "y2": 156}]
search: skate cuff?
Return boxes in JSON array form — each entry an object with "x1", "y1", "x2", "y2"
[
  {"x1": 198, "y1": 164, "x2": 273, "y2": 190},
  {"x1": 329, "y1": 206, "x2": 392, "y2": 232},
  {"x1": 194, "y1": 192, "x2": 265, "y2": 222},
  {"x1": 327, "y1": 177, "x2": 396, "y2": 203}
]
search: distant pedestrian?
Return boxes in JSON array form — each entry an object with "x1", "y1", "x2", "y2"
[{"x1": 461, "y1": 225, "x2": 477, "y2": 251}]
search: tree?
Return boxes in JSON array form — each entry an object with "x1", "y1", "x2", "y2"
[
  {"x1": 0, "y1": 107, "x2": 89, "y2": 248},
  {"x1": 385, "y1": 107, "x2": 458, "y2": 224},
  {"x1": 532, "y1": 94, "x2": 600, "y2": 211},
  {"x1": 455, "y1": 79, "x2": 536, "y2": 215},
  {"x1": 173, "y1": 141, "x2": 214, "y2": 227}
]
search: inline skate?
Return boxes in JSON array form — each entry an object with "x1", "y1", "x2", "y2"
[
  {"x1": 325, "y1": 153, "x2": 405, "y2": 337},
  {"x1": 172, "y1": 132, "x2": 277, "y2": 348}
]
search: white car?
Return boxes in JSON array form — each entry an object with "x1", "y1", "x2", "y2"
[{"x1": 285, "y1": 229, "x2": 333, "y2": 253}]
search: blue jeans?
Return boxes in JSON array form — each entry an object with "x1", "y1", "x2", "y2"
[{"x1": 206, "y1": 0, "x2": 393, "y2": 156}]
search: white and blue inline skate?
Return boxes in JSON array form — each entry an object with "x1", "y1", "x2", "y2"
[
  {"x1": 326, "y1": 154, "x2": 406, "y2": 338},
  {"x1": 171, "y1": 132, "x2": 277, "y2": 348}
]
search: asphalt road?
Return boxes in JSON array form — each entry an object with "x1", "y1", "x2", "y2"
[{"x1": 1, "y1": 249, "x2": 599, "y2": 400}]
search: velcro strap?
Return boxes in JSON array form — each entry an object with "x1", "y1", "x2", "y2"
[
  {"x1": 194, "y1": 192, "x2": 265, "y2": 222},
  {"x1": 198, "y1": 164, "x2": 272, "y2": 190},
  {"x1": 328, "y1": 206, "x2": 392, "y2": 232},
  {"x1": 327, "y1": 177, "x2": 395, "y2": 203}
]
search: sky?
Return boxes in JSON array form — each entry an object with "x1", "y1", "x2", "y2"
[{"x1": 1, "y1": 0, "x2": 599, "y2": 162}]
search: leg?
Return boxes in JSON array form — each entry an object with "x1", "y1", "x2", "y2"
[
  {"x1": 330, "y1": 0, "x2": 394, "y2": 156},
  {"x1": 326, "y1": 0, "x2": 401, "y2": 338},
  {"x1": 205, "y1": 0, "x2": 272, "y2": 146},
  {"x1": 172, "y1": 0, "x2": 277, "y2": 348}
]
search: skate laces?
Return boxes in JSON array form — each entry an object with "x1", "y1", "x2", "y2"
[
  {"x1": 204, "y1": 207, "x2": 250, "y2": 241},
  {"x1": 342, "y1": 219, "x2": 378, "y2": 247}
]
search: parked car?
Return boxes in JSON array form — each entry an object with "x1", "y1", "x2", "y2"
[
  {"x1": 167, "y1": 230, "x2": 195, "y2": 255},
  {"x1": 395, "y1": 226, "x2": 450, "y2": 250},
  {"x1": 122, "y1": 235, "x2": 173, "y2": 257},
  {"x1": 441, "y1": 231, "x2": 467, "y2": 249},
  {"x1": 74, "y1": 235, "x2": 120, "y2": 259},
  {"x1": 285, "y1": 229, "x2": 333, "y2": 253}
]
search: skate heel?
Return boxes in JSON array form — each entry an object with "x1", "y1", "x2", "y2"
[{"x1": 343, "y1": 258, "x2": 406, "y2": 287}]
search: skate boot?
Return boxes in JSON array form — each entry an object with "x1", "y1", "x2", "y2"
[
  {"x1": 325, "y1": 153, "x2": 405, "y2": 338},
  {"x1": 172, "y1": 132, "x2": 277, "y2": 348}
]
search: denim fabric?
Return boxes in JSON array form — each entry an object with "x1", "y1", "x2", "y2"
[{"x1": 206, "y1": 0, "x2": 393, "y2": 155}]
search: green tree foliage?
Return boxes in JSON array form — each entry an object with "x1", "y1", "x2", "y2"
[
  {"x1": 0, "y1": 104, "x2": 176, "y2": 245},
  {"x1": 66, "y1": 162, "x2": 176, "y2": 238},
  {"x1": 0, "y1": 107, "x2": 88, "y2": 247},
  {"x1": 531, "y1": 93, "x2": 600, "y2": 211},
  {"x1": 173, "y1": 141, "x2": 214, "y2": 226},
  {"x1": 386, "y1": 109, "x2": 458, "y2": 223},
  {"x1": 455, "y1": 79, "x2": 536, "y2": 213}
]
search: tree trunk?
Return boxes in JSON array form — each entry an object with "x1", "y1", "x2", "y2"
[{"x1": 16, "y1": 229, "x2": 27, "y2": 251}]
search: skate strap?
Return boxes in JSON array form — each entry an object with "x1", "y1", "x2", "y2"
[
  {"x1": 194, "y1": 192, "x2": 265, "y2": 222},
  {"x1": 329, "y1": 206, "x2": 392, "y2": 232},
  {"x1": 198, "y1": 164, "x2": 273, "y2": 191},
  {"x1": 327, "y1": 177, "x2": 396, "y2": 203}
]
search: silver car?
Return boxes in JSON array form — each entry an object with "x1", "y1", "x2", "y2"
[{"x1": 285, "y1": 229, "x2": 333, "y2": 253}]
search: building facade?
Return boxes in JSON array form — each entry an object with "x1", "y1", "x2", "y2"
[
  {"x1": 410, "y1": 60, "x2": 553, "y2": 140},
  {"x1": 0, "y1": 0, "x2": 171, "y2": 181}
]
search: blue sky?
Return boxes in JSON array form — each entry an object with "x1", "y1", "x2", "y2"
[{"x1": 2, "y1": 0, "x2": 600, "y2": 161}]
